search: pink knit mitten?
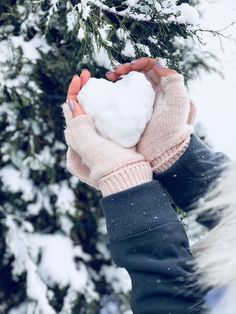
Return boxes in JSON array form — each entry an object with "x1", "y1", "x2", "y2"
[
  {"x1": 63, "y1": 101, "x2": 98, "y2": 188},
  {"x1": 138, "y1": 73, "x2": 194, "y2": 173},
  {"x1": 63, "y1": 103, "x2": 152, "y2": 196}
]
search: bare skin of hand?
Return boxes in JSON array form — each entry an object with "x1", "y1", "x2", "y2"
[
  {"x1": 67, "y1": 69, "x2": 91, "y2": 118},
  {"x1": 105, "y1": 57, "x2": 177, "y2": 87}
]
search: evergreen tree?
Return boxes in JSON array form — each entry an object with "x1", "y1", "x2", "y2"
[{"x1": 0, "y1": 1, "x2": 216, "y2": 313}]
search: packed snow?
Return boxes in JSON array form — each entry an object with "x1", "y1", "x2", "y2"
[{"x1": 78, "y1": 71, "x2": 155, "y2": 148}]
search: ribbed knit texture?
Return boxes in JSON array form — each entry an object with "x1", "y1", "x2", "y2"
[
  {"x1": 138, "y1": 73, "x2": 194, "y2": 173},
  {"x1": 152, "y1": 136, "x2": 191, "y2": 173},
  {"x1": 98, "y1": 161, "x2": 152, "y2": 196}
]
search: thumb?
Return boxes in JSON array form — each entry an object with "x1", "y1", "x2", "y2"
[
  {"x1": 62, "y1": 101, "x2": 85, "y2": 126},
  {"x1": 66, "y1": 75, "x2": 86, "y2": 117},
  {"x1": 67, "y1": 99, "x2": 86, "y2": 117},
  {"x1": 67, "y1": 75, "x2": 81, "y2": 102}
]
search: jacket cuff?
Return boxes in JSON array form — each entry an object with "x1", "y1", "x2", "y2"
[
  {"x1": 155, "y1": 134, "x2": 229, "y2": 211},
  {"x1": 100, "y1": 180, "x2": 179, "y2": 243}
]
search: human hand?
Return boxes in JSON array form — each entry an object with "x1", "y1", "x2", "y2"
[
  {"x1": 106, "y1": 57, "x2": 196, "y2": 172},
  {"x1": 64, "y1": 70, "x2": 97, "y2": 188},
  {"x1": 63, "y1": 71, "x2": 152, "y2": 196}
]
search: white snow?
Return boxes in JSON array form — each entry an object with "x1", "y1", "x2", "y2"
[
  {"x1": 78, "y1": 71, "x2": 155, "y2": 148},
  {"x1": 8, "y1": 303, "x2": 28, "y2": 314},
  {"x1": 26, "y1": 259, "x2": 56, "y2": 314},
  {"x1": 5, "y1": 216, "x2": 56, "y2": 314},
  {"x1": 50, "y1": 181, "x2": 76, "y2": 215},
  {"x1": 176, "y1": 3, "x2": 200, "y2": 25},
  {"x1": 0, "y1": 166, "x2": 34, "y2": 201},
  {"x1": 59, "y1": 215, "x2": 74, "y2": 235},
  {"x1": 80, "y1": 1, "x2": 91, "y2": 20},
  {"x1": 126, "y1": 0, "x2": 139, "y2": 6},
  {"x1": 99, "y1": 25, "x2": 112, "y2": 47},
  {"x1": 92, "y1": 36, "x2": 113, "y2": 69},
  {"x1": 11, "y1": 34, "x2": 50, "y2": 62},
  {"x1": 122, "y1": 39, "x2": 136, "y2": 58},
  {"x1": 29, "y1": 234, "x2": 90, "y2": 290},
  {"x1": 160, "y1": 1, "x2": 200, "y2": 26},
  {"x1": 5, "y1": 215, "x2": 97, "y2": 314},
  {"x1": 78, "y1": 27, "x2": 85, "y2": 40},
  {"x1": 66, "y1": 4, "x2": 78, "y2": 32},
  {"x1": 100, "y1": 265, "x2": 131, "y2": 294}
]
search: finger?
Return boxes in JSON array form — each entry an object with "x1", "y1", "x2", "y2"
[
  {"x1": 129, "y1": 57, "x2": 156, "y2": 72},
  {"x1": 110, "y1": 58, "x2": 155, "y2": 79},
  {"x1": 113, "y1": 63, "x2": 133, "y2": 76},
  {"x1": 68, "y1": 99, "x2": 86, "y2": 118},
  {"x1": 67, "y1": 75, "x2": 81, "y2": 102},
  {"x1": 152, "y1": 65, "x2": 177, "y2": 78},
  {"x1": 113, "y1": 57, "x2": 161, "y2": 77},
  {"x1": 80, "y1": 69, "x2": 91, "y2": 88},
  {"x1": 105, "y1": 71, "x2": 120, "y2": 81},
  {"x1": 62, "y1": 102, "x2": 73, "y2": 125}
]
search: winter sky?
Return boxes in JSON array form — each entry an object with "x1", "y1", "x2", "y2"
[{"x1": 190, "y1": 0, "x2": 236, "y2": 158}]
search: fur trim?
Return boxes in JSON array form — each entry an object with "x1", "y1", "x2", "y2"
[{"x1": 192, "y1": 161, "x2": 236, "y2": 312}]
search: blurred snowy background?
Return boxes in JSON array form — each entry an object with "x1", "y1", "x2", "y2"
[{"x1": 190, "y1": 0, "x2": 236, "y2": 158}]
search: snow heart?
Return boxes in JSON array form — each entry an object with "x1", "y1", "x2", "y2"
[{"x1": 77, "y1": 71, "x2": 156, "y2": 148}]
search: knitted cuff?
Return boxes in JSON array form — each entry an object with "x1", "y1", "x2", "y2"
[
  {"x1": 152, "y1": 137, "x2": 191, "y2": 173},
  {"x1": 98, "y1": 161, "x2": 152, "y2": 196}
]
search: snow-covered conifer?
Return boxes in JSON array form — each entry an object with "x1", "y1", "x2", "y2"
[{"x1": 0, "y1": 1, "x2": 217, "y2": 313}]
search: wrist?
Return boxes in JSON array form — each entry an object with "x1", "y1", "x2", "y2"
[
  {"x1": 98, "y1": 161, "x2": 152, "y2": 196},
  {"x1": 152, "y1": 137, "x2": 191, "y2": 173}
]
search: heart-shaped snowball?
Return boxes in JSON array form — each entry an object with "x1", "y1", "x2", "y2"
[{"x1": 77, "y1": 71, "x2": 155, "y2": 148}]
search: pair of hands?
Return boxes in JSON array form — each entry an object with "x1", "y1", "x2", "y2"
[{"x1": 63, "y1": 58, "x2": 195, "y2": 196}]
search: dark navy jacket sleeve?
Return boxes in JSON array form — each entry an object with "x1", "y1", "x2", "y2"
[
  {"x1": 100, "y1": 181, "x2": 205, "y2": 314},
  {"x1": 155, "y1": 135, "x2": 229, "y2": 226}
]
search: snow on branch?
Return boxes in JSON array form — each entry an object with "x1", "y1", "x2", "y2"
[
  {"x1": 89, "y1": 0, "x2": 151, "y2": 22},
  {"x1": 88, "y1": 0, "x2": 200, "y2": 25},
  {"x1": 5, "y1": 215, "x2": 97, "y2": 314}
]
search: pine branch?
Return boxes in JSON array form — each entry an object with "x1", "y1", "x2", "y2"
[
  {"x1": 89, "y1": 0, "x2": 151, "y2": 22},
  {"x1": 193, "y1": 21, "x2": 236, "y2": 48}
]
